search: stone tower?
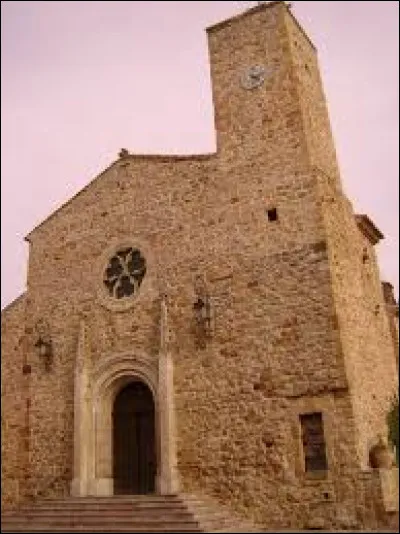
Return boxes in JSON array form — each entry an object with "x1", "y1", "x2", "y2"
[
  {"x1": 1, "y1": 2, "x2": 398, "y2": 530},
  {"x1": 207, "y1": 0, "x2": 397, "y2": 467}
]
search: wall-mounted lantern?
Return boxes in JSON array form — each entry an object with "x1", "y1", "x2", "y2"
[
  {"x1": 192, "y1": 274, "x2": 214, "y2": 348},
  {"x1": 193, "y1": 294, "x2": 214, "y2": 349},
  {"x1": 193, "y1": 296, "x2": 212, "y2": 334},
  {"x1": 35, "y1": 335, "x2": 53, "y2": 371}
]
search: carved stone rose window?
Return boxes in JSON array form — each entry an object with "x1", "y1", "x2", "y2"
[{"x1": 103, "y1": 247, "x2": 146, "y2": 299}]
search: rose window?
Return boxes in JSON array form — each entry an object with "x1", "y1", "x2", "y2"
[{"x1": 103, "y1": 247, "x2": 146, "y2": 299}]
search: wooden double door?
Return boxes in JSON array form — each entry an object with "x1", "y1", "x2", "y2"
[{"x1": 113, "y1": 381, "x2": 156, "y2": 494}]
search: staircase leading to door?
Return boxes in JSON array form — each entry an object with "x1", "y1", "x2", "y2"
[{"x1": 1, "y1": 493, "x2": 262, "y2": 532}]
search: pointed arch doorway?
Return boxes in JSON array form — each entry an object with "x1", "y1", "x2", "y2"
[
  {"x1": 71, "y1": 351, "x2": 179, "y2": 497},
  {"x1": 113, "y1": 380, "x2": 156, "y2": 494}
]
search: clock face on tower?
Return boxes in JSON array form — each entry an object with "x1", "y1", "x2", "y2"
[{"x1": 240, "y1": 64, "x2": 272, "y2": 90}]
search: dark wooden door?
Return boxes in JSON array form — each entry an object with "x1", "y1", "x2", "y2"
[{"x1": 113, "y1": 381, "x2": 156, "y2": 494}]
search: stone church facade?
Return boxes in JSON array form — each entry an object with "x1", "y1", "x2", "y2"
[{"x1": 1, "y1": 2, "x2": 399, "y2": 530}]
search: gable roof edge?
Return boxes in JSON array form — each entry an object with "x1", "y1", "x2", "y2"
[
  {"x1": 24, "y1": 152, "x2": 216, "y2": 242},
  {"x1": 24, "y1": 158, "x2": 120, "y2": 242},
  {"x1": 1, "y1": 292, "x2": 27, "y2": 315}
]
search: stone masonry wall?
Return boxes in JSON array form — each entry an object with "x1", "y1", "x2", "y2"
[
  {"x1": 1, "y1": 294, "x2": 27, "y2": 510},
  {"x1": 1, "y1": 2, "x2": 397, "y2": 531},
  {"x1": 282, "y1": 3, "x2": 398, "y2": 468},
  {"x1": 23, "y1": 155, "x2": 216, "y2": 499},
  {"x1": 316, "y1": 175, "x2": 398, "y2": 468},
  {"x1": 283, "y1": 9, "x2": 342, "y2": 187}
]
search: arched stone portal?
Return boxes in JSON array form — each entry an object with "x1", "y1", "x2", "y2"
[
  {"x1": 71, "y1": 346, "x2": 179, "y2": 497},
  {"x1": 113, "y1": 381, "x2": 156, "y2": 494}
]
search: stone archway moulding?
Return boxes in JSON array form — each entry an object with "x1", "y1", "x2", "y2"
[{"x1": 71, "y1": 347, "x2": 179, "y2": 497}]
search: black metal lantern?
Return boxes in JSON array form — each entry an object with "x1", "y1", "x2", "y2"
[
  {"x1": 35, "y1": 336, "x2": 53, "y2": 371},
  {"x1": 193, "y1": 296, "x2": 212, "y2": 336}
]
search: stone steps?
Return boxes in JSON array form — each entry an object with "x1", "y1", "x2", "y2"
[
  {"x1": 1, "y1": 493, "x2": 262, "y2": 533},
  {"x1": 8, "y1": 504, "x2": 191, "y2": 515},
  {"x1": 4, "y1": 509, "x2": 191, "y2": 517},
  {"x1": 3, "y1": 514, "x2": 198, "y2": 522},
  {"x1": 1, "y1": 495, "x2": 201, "y2": 533}
]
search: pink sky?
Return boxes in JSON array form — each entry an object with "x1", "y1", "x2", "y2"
[{"x1": 1, "y1": 1, "x2": 399, "y2": 309}]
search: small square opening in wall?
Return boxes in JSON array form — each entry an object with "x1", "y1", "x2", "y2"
[{"x1": 266, "y1": 207, "x2": 278, "y2": 222}]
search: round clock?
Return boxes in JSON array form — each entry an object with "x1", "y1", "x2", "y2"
[{"x1": 240, "y1": 64, "x2": 270, "y2": 90}]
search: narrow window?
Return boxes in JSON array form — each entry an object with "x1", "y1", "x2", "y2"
[
  {"x1": 267, "y1": 207, "x2": 278, "y2": 222},
  {"x1": 300, "y1": 412, "x2": 328, "y2": 472}
]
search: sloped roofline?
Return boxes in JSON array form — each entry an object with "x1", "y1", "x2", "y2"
[
  {"x1": 24, "y1": 152, "x2": 215, "y2": 242},
  {"x1": 1, "y1": 292, "x2": 26, "y2": 315},
  {"x1": 25, "y1": 158, "x2": 117, "y2": 242}
]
